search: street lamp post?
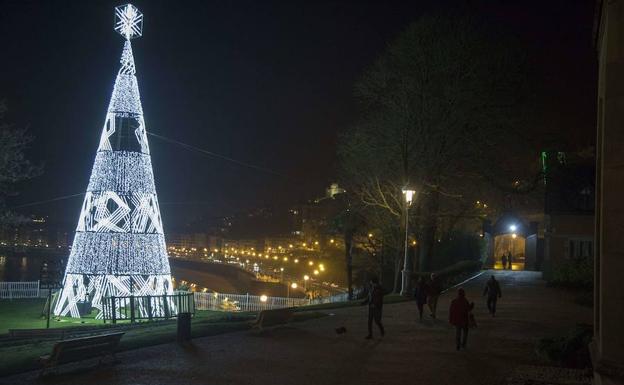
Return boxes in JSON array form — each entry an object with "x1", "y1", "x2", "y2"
[
  {"x1": 303, "y1": 275, "x2": 309, "y2": 291},
  {"x1": 400, "y1": 188, "x2": 416, "y2": 296}
]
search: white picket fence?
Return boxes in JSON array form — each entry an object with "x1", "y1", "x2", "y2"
[
  {"x1": 194, "y1": 291, "x2": 350, "y2": 312},
  {"x1": 0, "y1": 280, "x2": 353, "y2": 310},
  {"x1": 0, "y1": 281, "x2": 40, "y2": 299}
]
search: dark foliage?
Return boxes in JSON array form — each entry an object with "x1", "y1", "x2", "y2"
[{"x1": 537, "y1": 324, "x2": 593, "y2": 369}]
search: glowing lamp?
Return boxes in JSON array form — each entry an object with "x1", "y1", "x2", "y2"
[{"x1": 402, "y1": 188, "x2": 416, "y2": 205}]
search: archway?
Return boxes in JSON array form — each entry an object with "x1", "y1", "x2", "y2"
[{"x1": 493, "y1": 234, "x2": 525, "y2": 270}]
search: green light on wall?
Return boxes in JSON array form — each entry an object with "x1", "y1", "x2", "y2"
[{"x1": 541, "y1": 151, "x2": 547, "y2": 185}]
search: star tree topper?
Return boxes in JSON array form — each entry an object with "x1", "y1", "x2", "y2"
[{"x1": 114, "y1": 4, "x2": 143, "y2": 40}]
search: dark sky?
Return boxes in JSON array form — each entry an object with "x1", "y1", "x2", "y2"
[{"x1": 0, "y1": 0, "x2": 596, "y2": 228}]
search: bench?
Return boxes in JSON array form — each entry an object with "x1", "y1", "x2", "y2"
[
  {"x1": 39, "y1": 332, "x2": 124, "y2": 376},
  {"x1": 7, "y1": 326, "x2": 115, "y2": 343},
  {"x1": 251, "y1": 307, "x2": 294, "y2": 331},
  {"x1": 9, "y1": 328, "x2": 67, "y2": 340}
]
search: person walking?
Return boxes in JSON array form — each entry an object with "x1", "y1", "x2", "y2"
[
  {"x1": 413, "y1": 277, "x2": 428, "y2": 321},
  {"x1": 449, "y1": 288, "x2": 474, "y2": 350},
  {"x1": 427, "y1": 273, "x2": 441, "y2": 319},
  {"x1": 501, "y1": 254, "x2": 507, "y2": 270},
  {"x1": 361, "y1": 277, "x2": 385, "y2": 339},
  {"x1": 483, "y1": 275, "x2": 502, "y2": 316},
  {"x1": 507, "y1": 251, "x2": 513, "y2": 270}
]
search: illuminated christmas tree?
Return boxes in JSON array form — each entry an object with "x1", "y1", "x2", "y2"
[{"x1": 55, "y1": 4, "x2": 174, "y2": 318}]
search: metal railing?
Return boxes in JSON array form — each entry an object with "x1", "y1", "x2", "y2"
[
  {"x1": 102, "y1": 292, "x2": 194, "y2": 324},
  {"x1": 194, "y1": 291, "x2": 350, "y2": 312},
  {"x1": 0, "y1": 281, "x2": 40, "y2": 299}
]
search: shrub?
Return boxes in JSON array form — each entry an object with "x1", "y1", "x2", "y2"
[
  {"x1": 536, "y1": 324, "x2": 593, "y2": 368},
  {"x1": 547, "y1": 257, "x2": 593, "y2": 290}
]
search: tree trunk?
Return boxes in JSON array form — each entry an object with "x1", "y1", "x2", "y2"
[
  {"x1": 418, "y1": 190, "x2": 440, "y2": 271},
  {"x1": 392, "y1": 251, "x2": 402, "y2": 293},
  {"x1": 344, "y1": 230, "x2": 354, "y2": 300}
]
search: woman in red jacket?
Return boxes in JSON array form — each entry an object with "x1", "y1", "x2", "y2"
[{"x1": 449, "y1": 288, "x2": 474, "y2": 350}]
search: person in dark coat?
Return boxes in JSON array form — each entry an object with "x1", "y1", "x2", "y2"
[
  {"x1": 501, "y1": 254, "x2": 508, "y2": 270},
  {"x1": 427, "y1": 273, "x2": 441, "y2": 319},
  {"x1": 507, "y1": 251, "x2": 513, "y2": 270},
  {"x1": 361, "y1": 277, "x2": 385, "y2": 339},
  {"x1": 449, "y1": 288, "x2": 474, "y2": 350},
  {"x1": 413, "y1": 277, "x2": 428, "y2": 321},
  {"x1": 483, "y1": 275, "x2": 502, "y2": 316}
]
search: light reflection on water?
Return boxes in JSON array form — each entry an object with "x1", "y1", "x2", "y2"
[{"x1": 0, "y1": 252, "x2": 66, "y2": 282}]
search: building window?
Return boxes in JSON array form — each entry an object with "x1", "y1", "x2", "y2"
[{"x1": 569, "y1": 238, "x2": 593, "y2": 258}]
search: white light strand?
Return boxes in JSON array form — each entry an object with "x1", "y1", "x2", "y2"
[
  {"x1": 55, "y1": 4, "x2": 174, "y2": 319},
  {"x1": 87, "y1": 151, "x2": 156, "y2": 193},
  {"x1": 106, "y1": 67, "x2": 144, "y2": 117},
  {"x1": 75, "y1": 191, "x2": 163, "y2": 234},
  {"x1": 114, "y1": 4, "x2": 143, "y2": 40},
  {"x1": 65, "y1": 233, "x2": 170, "y2": 275},
  {"x1": 54, "y1": 273, "x2": 174, "y2": 318}
]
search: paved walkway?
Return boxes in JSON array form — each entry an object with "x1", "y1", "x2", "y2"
[{"x1": 2, "y1": 270, "x2": 592, "y2": 385}]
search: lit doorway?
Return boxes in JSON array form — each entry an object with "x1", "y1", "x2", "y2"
[{"x1": 493, "y1": 234, "x2": 525, "y2": 270}]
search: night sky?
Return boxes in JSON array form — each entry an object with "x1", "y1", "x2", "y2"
[{"x1": 0, "y1": 0, "x2": 596, "y2": 229}]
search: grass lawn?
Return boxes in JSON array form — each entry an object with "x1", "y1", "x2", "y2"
[
  {"x1": 0, "y1": 299, "x2": 328, "y2": 377},
  {"x1": 0, "y1": 298, "x2": 105, "y2": 334}
]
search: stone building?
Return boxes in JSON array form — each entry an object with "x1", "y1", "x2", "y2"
[
  {"x1": 484, "y1": 150, "x2": 595, "y2": 271},
  {"x1": 591, "y1": 1, "x2": 624, "y2": 383}
]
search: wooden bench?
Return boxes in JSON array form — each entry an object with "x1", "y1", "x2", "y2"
[
  {"x1": 8, "y1": 326, "x2": 113, "y2": 343},
  {"x1": 9, "y1": 328, "x2": 67, "y2": 340},
  {"x1": 39, "y1": 332, "x2": 124, "y2": 376},
  {"x1": 251, "y1": 307, "x2": 294, "y2": 331}
]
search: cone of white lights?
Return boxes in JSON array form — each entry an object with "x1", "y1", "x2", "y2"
[{"x1": 54, "y1": 4, "x2": 175, "y2": 319}]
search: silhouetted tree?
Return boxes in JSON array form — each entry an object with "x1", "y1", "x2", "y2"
[
  {"x1": 0, "y1": 100, "x2": 41, "y2": 225},
  {"x1": 339, "y1": 12, "x2": 531, "y2": 272}
]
